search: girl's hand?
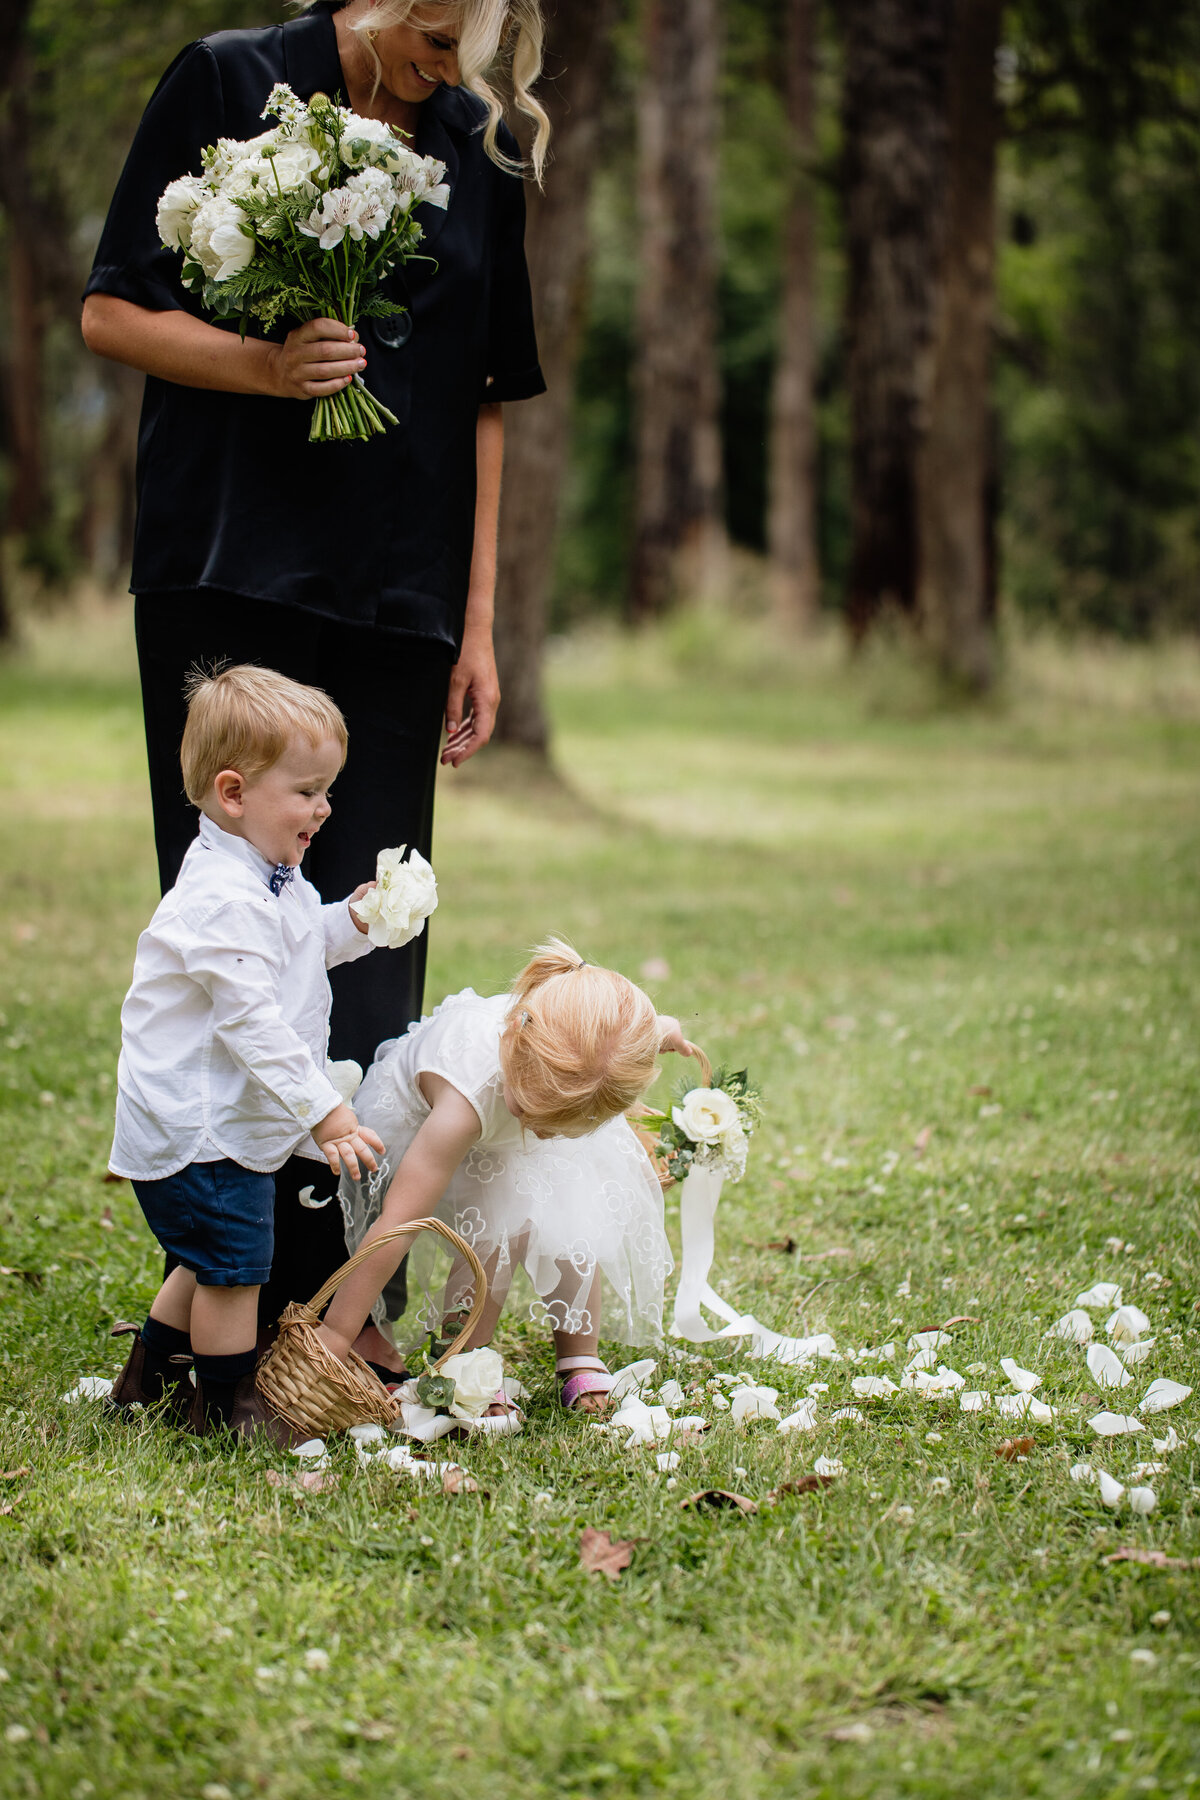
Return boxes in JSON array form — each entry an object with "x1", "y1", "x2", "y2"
[
  {"x1": 348, "y1": 880, "x2": 376, "y2": 935},
  {"x1": 266, "y1": 318, "x2": 367, "y2": 400}
]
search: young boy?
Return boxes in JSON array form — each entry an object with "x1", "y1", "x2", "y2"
[{"x1": 107, "y1": 664, "x2": 385, "y2": 1445}]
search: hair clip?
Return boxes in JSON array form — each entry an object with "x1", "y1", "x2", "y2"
[{"x1": 519, "y1": 1009, "x2": 531, "y2": 1026}]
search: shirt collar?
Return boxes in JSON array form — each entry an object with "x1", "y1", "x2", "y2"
[{"x1": 197, "y1": 812, "x2": 279, "y2": 889}]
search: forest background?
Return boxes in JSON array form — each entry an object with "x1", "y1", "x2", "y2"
[{"x1": 2, "y1": 0, "x2": 1200, "y2": 731}]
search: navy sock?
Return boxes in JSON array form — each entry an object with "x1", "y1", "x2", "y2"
[
  {"x1": 140, "y1": 1317, "x2": 192, "y2": 1401},
  {"x1": 194, "y1": 1347, "x2": 258, "y2": 1426}
]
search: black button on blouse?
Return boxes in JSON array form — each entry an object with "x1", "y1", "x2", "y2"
[{"x1": 85, "y1": 1, "x2": 545, "y2": 654}]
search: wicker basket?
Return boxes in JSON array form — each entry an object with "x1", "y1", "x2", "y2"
[{"x1": 256, "y1": 1218, "x2": 488, "y2": 1436}]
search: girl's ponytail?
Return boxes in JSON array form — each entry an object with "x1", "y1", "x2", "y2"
[{"x1": 510, "y1": 937, "x2": 588, "y2": 1007}]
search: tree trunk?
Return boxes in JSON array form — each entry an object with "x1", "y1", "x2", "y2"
[
  {"x1": 915, "y1": 0, "x2": 1002, "y2": 691},
  {"x1": 491, "y1": 0, "x2": 618, "y2": 752},
  {"x1": 767, "y1": 0, "x2": 821, "y2": 632},
  {"x1": 630, "y1": 0, "x2": 725, "y2": 622},
  {"x1": 842, "y1": 0, "x2": 951, "y2": 639}
]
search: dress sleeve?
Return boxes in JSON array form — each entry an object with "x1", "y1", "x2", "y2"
[
  {"x1": 414, "y1": 999, "x2": 505, "y2": 1136},
  {"x1": 480, "y1": 144, "x2": 546, "y2": 405},
  {"x1": 84, "y1": 41, "x2": 225, "y2": 314}
]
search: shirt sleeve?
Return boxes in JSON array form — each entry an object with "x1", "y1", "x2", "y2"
[
  {"x1": 84, "y1": 41, "x2": 224, "y2": 314},
  {"x1": 322, "y1": 899, "x2": 375, "y2": 969},
  {"x1": 480, "y1": 143, "x2": 546, "y2": 405},
  {"x1": 182, "y1": 900, "x2": 342, "y2": 1131}
]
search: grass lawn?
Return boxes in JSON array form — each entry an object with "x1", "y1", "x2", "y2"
[{"x1": 0, "y1": 600, "x2": 1198, "y2": 1799}]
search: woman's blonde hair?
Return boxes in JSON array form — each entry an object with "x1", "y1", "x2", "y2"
[
  {"x1": 180, "y1": 663, "x2": 348, "y2": 805},
  {"x1": 297, "y1": 0, "x2": 550, "y2": 182},
  {"x1": 499, "y1": 939, "x2": 662, "y2": 1137}
]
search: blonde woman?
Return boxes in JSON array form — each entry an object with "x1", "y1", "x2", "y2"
[
  {"x1": 328, "y1": 944, "x2": 703, "y2": 1415},
  {"x1": 82, "y1": 1, "x2": 549, "y2": 1324}
]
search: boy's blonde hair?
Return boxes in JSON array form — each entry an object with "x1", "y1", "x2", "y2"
[
  {"x1": 499, "y1": 938, "x2": 661, "y2": 1136},
  {"x1": 180, "y1": 664, "x2": 348, "y2": 805}
]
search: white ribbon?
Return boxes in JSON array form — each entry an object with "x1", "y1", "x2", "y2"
[{"x1": 670, "y1": 1164, "x2": 838, "y2": 1366}]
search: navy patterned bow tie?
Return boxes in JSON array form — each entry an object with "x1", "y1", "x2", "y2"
[{"x1": 269, "y1": 863, "x2": 295, "y2": 897}]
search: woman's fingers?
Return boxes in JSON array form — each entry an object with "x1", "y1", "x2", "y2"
[{"x1": 280, "y1": 318, "x2": 367, "y2": 398}]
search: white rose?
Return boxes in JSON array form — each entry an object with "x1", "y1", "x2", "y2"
[
  {"x1": 189, "y1": 196, "x2": 255, "y2": 280},
  {"x1": 439, "y1": 1347, "x2": 504, "y2": 1421},
  {"x1": 351, "y1": 846, "x2": 438, "y2": 948},
  {"x1": 341, "y1": 113, "x2": 408, "y2": 172},
  {"x1": 263, "y1": 138, "x2": 324, "y2": 194},
  {"x1": 156, "y1": 175, "x2": 209, "y2": 251},
  {"x1": 672, "y1": 1087, "x2": 741, "y2": 1146}
]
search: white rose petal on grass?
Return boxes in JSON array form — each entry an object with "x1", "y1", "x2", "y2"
[
  {"x1": 61, "y1": 1376, "x2": 114, "y2": 1403},
  {"x1": 290, "y1": 1439, "x2": 328, "y2": 1461},
  {"x1": 656, "y1": 1380, "x2": 686, "y2": 1410},
  {"x1": 1140, "y1": 1379, "x2": 1192, "y2": 1414},
  {"x1": 348, "y1": 1423, "x2": 386, "y2": 1445},
  {"x1": 1131, "y1": 1461, "x2": 1168, "y2": 1479},
  {"x1": 1048, "y1": 1309, "x2": 1095, "y2": 1345},
  {"x1": 777, "y1": 1399, "x2": 819, "y2": 1434},
  {"x1": 1075, "y1": 1283, "x2": 1122, "y2": 1310},
  {"x1": 1128, "y1": 1486, "x2": 1157, "y2": 1516},
  {"x1": 304, "y1": 1649, "x2": 331, "y2": 1673},
  {"x1": 830, "y1": 1407, "x2": 866, "y2": 1423},
  {"x1": 1087, "y1": 1344, "x2": 1133, "y2": 1391},
  {"x1": 731, "y1": 1385, "x2": 781, "y2": 1424},
  {"x1": 996, "y1": 1394, "x2": 1055, "y2": 1422},
  {"x1": 907, "y1": 1331, "x2": 953, "y2": 1353},
  {"x1": 1069, "y1": 1462, "x2": 1095, "y2": 1482},
  {"x1": 959, "y1": 1390, "x2": 990, "y2": 1412},
  {"x1": 1098, "y1": 1471, "x2": 1126, "y2": 1508},
  {"x1": 813, "y1": 1456, "x2": 845, "y2": 1478},
  {"x1": 1151, "y1": 1427, "x2": 1181, "y2": 1455},
  {"x1": 1107, "y1": 1305, "x2": 1151, "y2": 1345},
  {"x1": 352, "y1": 846, "x2": 438, "y2": 949},
  {"x1": 655, "y1": 1451, "x2": 680, "y2": 1472},
  {"x1": 672, "y1": 1087, "x2": 741, "y2": 1146},
  {"x1": 1088, "y1": 1412, "x2": 1146, "y2": 1437},
  {"x1": 1120, "y1": 1338, "x2": 1156, "y2": 1367},
  {"x1": 851, "y1": 1375, "x2": 898, "y2": 1400},
  {"x1": 1000, "y1": 1358, "x2": 1041, "y2": 1393},
  {"x1": 606, "y1": 1359, "x2": 657, "y2": 1404}
]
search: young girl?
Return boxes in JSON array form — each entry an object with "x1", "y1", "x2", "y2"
[{"x1": 321, "y1": 941, "x2": 699, "y2": 1413}]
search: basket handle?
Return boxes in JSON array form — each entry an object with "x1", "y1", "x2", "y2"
[
  {"x1": 687, "y1": 1045, "x2": 713, "y2": 1088},
  {"x1": 302, "y1": 1217, "x2": 488, "y2": 1372}
]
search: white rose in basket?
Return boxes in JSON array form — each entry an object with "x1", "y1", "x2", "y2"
[
  {"x1": 673, "y1": 1087, "x2": 742, "y2": 1146},
  {"x1": 438, "y1": 1347, "x2": 505, "y2": 1422},
  {"x1": 352, "y1": 845, "x2": 438, "y2": 948}
]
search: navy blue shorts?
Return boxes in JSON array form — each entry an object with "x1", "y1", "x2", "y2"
[{"x1": 132, "y1": 1160, "x2": 275, "y2": 1287}]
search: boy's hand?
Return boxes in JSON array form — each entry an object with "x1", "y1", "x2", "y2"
[
  {"x1": 348, "y1": 881, "x2": 376, "y2": 935},
  {"x1": 314, "y1": 1102, "x2": 385, "y2": 1179}
]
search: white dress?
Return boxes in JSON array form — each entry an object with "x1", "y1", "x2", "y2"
[{"x1": 339, "y1": 990, "x2": 672, "y2": 1346}]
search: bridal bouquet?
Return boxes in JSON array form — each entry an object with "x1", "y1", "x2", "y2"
[
  {"x1": 642, "y1": 1067, "x2": 763, "y2": 1184},
  {"x1": 155, "y1": 82, "x2": 449, "y2": 442}
]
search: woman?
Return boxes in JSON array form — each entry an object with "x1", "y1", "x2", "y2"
[{"x1": 82, "y1": 0, "x2": 549, "y2": 1337}]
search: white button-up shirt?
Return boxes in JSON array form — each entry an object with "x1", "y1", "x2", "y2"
[{"x1": 110, "y1": 814, "x2": 374, "y2": 1180}]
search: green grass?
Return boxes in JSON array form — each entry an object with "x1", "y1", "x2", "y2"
[{"x1": 1, "y1": 599, "x2": 1199, "y2": 1799}]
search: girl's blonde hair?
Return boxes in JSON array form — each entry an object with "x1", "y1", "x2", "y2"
[
  {"x1": 180, "y1": 663, "x2": 348, "y2": 805},
  {"x1": 500, "y1": 939, "x2": 662, "y2": 1137},
  {"x1": 296, "y1": 0, "x2": 550, "y2": 183}
]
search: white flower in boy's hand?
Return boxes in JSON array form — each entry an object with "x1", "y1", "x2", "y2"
[
  {"x1": 439, "y1": 1347, "x2": 504, "y2": 1421},
  {"x1": 351, "y1": 846, "x2": 438, "y2": 948},
  {"x1": 673, "y1": 1087, "x2": 741, "y2": 1146}
]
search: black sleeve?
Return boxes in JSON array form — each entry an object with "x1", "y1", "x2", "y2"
[
  {"x1": 84, "y1": 42, "x2": 225, "y2": 314},
  {"x1": 481, "y1": 151, "x2": 546, "y2": 405}
]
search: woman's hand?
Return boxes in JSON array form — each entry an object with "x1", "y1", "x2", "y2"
[
  {"x1": 264, "y1": 318, "x2": 367, "y2": 399},
  {"x1": 441, "y1": 623, "x2": 501, "y2": 767}
]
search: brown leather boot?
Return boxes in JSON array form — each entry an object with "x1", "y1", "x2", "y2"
[
  {"x1": 188, "y1": 1371, "x2": 309, "y2": 1450},
  {"x1": 107, "y1": 1325, "x2": 195, "y2": 1426}
]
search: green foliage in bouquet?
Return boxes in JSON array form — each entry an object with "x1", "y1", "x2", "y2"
[{"x1": 640, "y1": 1066, "x2": 763, "y2": 1184}]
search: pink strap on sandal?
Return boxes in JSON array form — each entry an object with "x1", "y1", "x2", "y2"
[{"x1": 557, "y1": 1355, "x2": 614, "y2": 1413}]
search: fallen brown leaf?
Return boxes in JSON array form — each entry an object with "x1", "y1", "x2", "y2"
[
  {"x1": 765, "y1": 1236, "x2": 798, "y2": 1254},
  {"x1": 679, "y1": 1489, "x2": 758, "y2": 1516},
  {"x1": 995, "y1": 1437, "x2": 1036, "y2": 1462},
  {"x1": 912, "y1": 1126, "x2": 933, "y2": 1157},
  {"x1": 766, "y1": 1476, "x2": 835, "y2": 1500},
  {"x1": 0, "y1": 1500, "x2": 19, "y2": 1515},
  {"x1": 0, "y1": 1468, "x2": 29, "y2": 1481},
  {"x1": 968, "y1": 1084, "x2": 992, "y2": 1097},
  {"x1": 939, "y1": 1315, "x2": 980, "y2": 1330},
  {"x1": 1103, "y1": 1547, "x2": 1200, "y2": 1571},
  {"x1": 579, "y1": 1526, "x2": 636, "y2": 1579},
  {"x1": 442, "y1": 1468, "x2": 482, "y2": 1496}
]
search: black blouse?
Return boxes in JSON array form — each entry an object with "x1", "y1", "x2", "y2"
[{"x1": 85, "y1": 1, "x2": 544, "y2": 654}]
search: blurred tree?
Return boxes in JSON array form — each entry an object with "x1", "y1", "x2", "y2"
[
  {"x1": 841, "y1": 0, "x2": 950, "y2": 642},
  {"x1": 915, "y1": 0, "x2": 1002, "y2": 690},
  {"x1": 630, "y1": 0, "x2": 726, "y2": 620},
  {"x1": 767, "y1": 0, "x2": 820, "y2": 631},
  {"x1": 492, "y1": 0, "x2": 618, "y2": 753}
]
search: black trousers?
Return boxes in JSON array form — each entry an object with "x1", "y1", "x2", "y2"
[{"x1": 135, "y1": 590, "x2": 452, "y2": 1325}]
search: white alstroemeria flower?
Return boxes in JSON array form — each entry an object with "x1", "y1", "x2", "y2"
[
  {"x1": 1098, "y1": 1470, "x2": 1125, "y2": 1508},
  {"x1": 1075, "y1": 1282, "x2": 1122, "y2": 1310},
  {"x1": 1087, "y1": 1343, "x2": 1133, "y2": 1390},
  {"x1": 439, "y1": 1346, "x2": 504, "y2": 1421},
  {"x1": 156, "y1": 174, "x2": 209, "y2": 251},
  {"x1": 1128, "y1": 1487, "x2": 1157, "y2": 1515},
  {"x1": 851, "y1": 1375, "x2": 898, "y2": 1399},
  {"x1": 1047, "y1": 1309, "x2": 1094, "y2": 1345},
  {"x1": 673, "y1": 1087, "x2": 741, "y2": 1146},
  {"x1": 1000, "y1": 1358, "x2": 1041, "y2": 1393},
  {"x1": 959, "y1": 1390, "x2": 990, "y2": 1411},
  {"x1": 1107, "y1": 1304, "x2": 1151, "y2": 1345},
  {"x1": 813, "y1": 1456, "x2": 845, "y2": 1477},
  {"x1": 731, "y1": 1384, "x2": 781, "y2": 1423},
  {"x1": 1140, "y1": 1378, "x2": 1192, "y2": 1414},
  {"x1": 352, "y1": 846, "x2": 438, "y2": 948},
  {"x1": 189, "y1": 196, "x2": 256, "y2": 280},
  {"x1": 1088, "y1": 1411, "x2": 1146, "y2": 1436},
  {"x1": 297, "y1": 185, "x2": 372, "y2": 250}
]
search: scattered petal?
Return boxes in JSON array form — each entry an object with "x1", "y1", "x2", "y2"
[
  {"x1": 290, "y1": 1439, "x2": 328, "y2": 1461},
  {"x1": 1152, "y1": 1427, "x2": 1181, "y2": 1454},
  {"x1": 1131, "y1": 1461, "x2": 1168, "y2": 1479},
  {"x1": 996, "y1": 1393, "x2": 1055, "y2": 1421},
  {"x1": 1000, "y1": 1358, "x2": 1042, "y2": 1393},
  {"x1": 908, "y1": 1331, "x2": 952, "y2": 1353},
  {"x1": 656, "y1": 1451, "x2": 680, "y2": 1472},
  {"x1": 607, "y1": 1360, "x2": 657, "y2": 1404},
  {"x1": 1120, "y1": 1338, "x2": 1156, "y2": 1367},
  {"x1": 1048, "y1": 1309, "x2": 1095, "y2": 1345},
  {"x1": 348, "y1": 1423, "x2": 386, "y2": 1445},
  {"x1": 851, "y1": 1375, "x2": 898, "y2": 1400},
  {"x1": 1088, "y1": 1412, "x2": 1146, "y2": 1437},
  {"x1": 441, "y1": 1467, "x2": 481, "y2": 1495},
  {"x1": 579, "y1": 1526, "x2": 637, "y2": 1579},
  {"x1": 959, "y1": 1390, "x2": 990, "y2": 1412},
  {"x1": 1087, "y1": 1343, "x2": 1133, "y2": 1390},
  {"x1": 680, "y1": 1488, "x2": 758, "y2": 1516},
  {"x1": 730, "y1": 1385, "x2": 781, "y2": 1424},
  {"x1": 656, "y1": 1380, "x2": 686, "y2": 1410},
  {"x1": 60, "y1": 1376, "x2": 114, "y2": 1403},
  {"x1": 1098, "y1": 1471, "x2": 1125, "y2": 1507},
  {"x1": 1140, "y1": 1379, "x2": 1192, "y2": 1415},
  {"x1": 813, "y1": 1456, "x2": 845, "y2": 1478},
  {"x1": 1106, "y1": 1305, "x2": 1151, "y2": 1345},
  {"x1": 1127, "y1": 1486, "x2": 1157, "y2": 1516},
  {"x1": 776, "y1": 1398, "x2": 819, "y2": 1434},
  {"x1": 1069, "y1": 1462, "x2": 1094, "y2": 1482},
  {"x1": 1075, "y1": 1283, "x2": 1122, "y2": 1310},
  {"x1": 830, "y1": 1406, "x2": 865, "y2": 1423}
]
